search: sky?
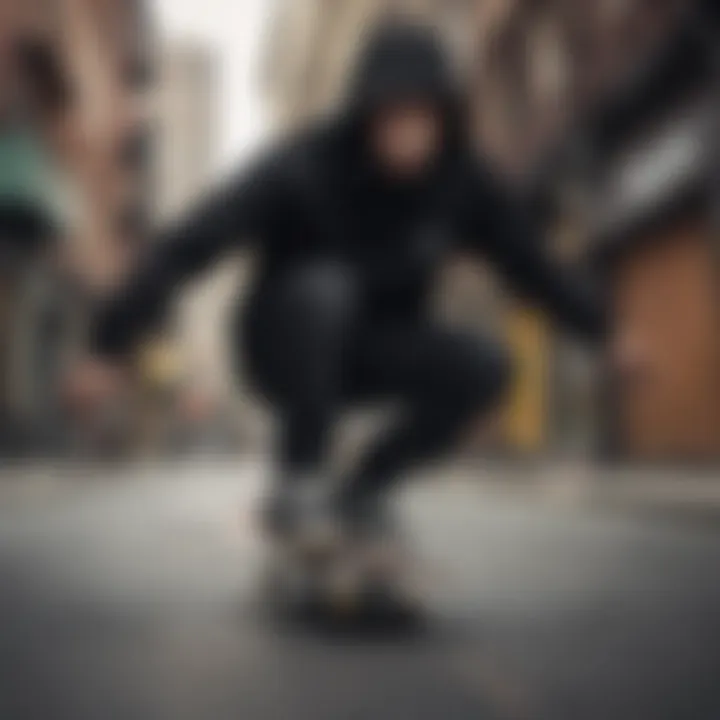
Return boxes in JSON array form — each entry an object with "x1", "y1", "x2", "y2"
[{"x1": 152, "y1": 0, "x2": 276, "y2": 175}]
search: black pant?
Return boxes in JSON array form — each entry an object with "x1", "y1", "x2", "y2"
[{"x1": 241, "y1": 262, "x2": 512, "y2": 500}]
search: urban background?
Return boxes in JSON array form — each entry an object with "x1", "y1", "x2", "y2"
[
  {"x1": 3, "y1": 6, "x2": 720, "y2": 718},
  {"x1": 1, "y1": 0, "x2": 719, "y2": 465}
]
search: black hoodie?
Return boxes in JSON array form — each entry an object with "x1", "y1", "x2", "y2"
[{"x1": 92, "y1": 22, "x2": 606, "y2": 358}]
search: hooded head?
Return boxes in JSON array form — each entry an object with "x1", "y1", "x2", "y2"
[{"x1": 343, "y1": 20, "x2": 465, "y2": 183}]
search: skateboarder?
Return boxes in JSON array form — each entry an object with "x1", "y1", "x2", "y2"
[{"x1": 67, "y1": 21, "x2": 608, "y2": 549}]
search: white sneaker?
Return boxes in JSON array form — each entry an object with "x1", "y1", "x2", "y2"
[{"x1": 261, "y1": 476, "x2": 341, "y2": 555}]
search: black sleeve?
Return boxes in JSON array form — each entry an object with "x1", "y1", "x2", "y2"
[
  {"x1": 90, "y1": 152, "x2": 282, "y2": 358},
  {"x1": 457, "y1": 161, "x2": 608, "y2": 344}
]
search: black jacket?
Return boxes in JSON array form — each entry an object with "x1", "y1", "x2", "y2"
[{"x1": 92, "y1": 22, "x2": 606, "y2": 358}]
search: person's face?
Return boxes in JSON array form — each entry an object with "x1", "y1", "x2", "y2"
[{"x1": 369, "y1": 102, "x2": 444, "y2": 179}]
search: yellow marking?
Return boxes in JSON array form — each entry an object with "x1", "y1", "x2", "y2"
[{"x1": 503, "y1": 306, "x2": 549, "y2": 453}]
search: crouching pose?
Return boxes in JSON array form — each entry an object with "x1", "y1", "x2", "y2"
[{"x1": 70, "y1": 22, "x2": 607, "y2": 549}]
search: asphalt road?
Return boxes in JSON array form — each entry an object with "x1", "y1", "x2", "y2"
[{"x1": 1, "y1": 461, "x2": 719, "y2": 720}]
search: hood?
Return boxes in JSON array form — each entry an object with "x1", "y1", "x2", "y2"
[
  {"x1": 338, "y1": 21, "x2": 467, "y2": 187},
  {"x1": 346, "y1": 21, "x2": 462, "y2": 119}
]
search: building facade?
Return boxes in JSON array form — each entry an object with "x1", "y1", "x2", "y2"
[
  {"x1": 153, "y1": 40, "x2": 268, "y2": 452},
  {"x1": 155, "y1": 41, "x2": 241, "y2": 417},
  {"x1": 562, "y1": 1, "x2": 720, "y2": 461}
]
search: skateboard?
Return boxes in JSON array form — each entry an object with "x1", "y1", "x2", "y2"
[{"x1": 259, "y1": 530, "x2": 425, "y2": 631}]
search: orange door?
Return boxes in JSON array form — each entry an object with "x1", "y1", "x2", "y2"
[{"x1": 613, "y1": 219, "x2": 720, "y2": 460}]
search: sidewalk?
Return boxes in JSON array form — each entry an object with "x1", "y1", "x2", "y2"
[
  {"x1": 1, "y1": 457, "x2": 719, "y2": 523},
  {"x1": 441, "y1": 461, "x2": 720, "y2": 524}
]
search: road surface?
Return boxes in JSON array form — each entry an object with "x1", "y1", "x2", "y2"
[{"x1": 1, "y1": 460, "x2": 719, "y2": 720}]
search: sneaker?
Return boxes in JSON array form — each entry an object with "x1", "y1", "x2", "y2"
[
  {"x1": 336, "y1": 493, "x2": 407, "y2": 582},
  {"x1": 336, "y1": 492, "x2": 402, "y2": 543},
  {"x1": 261, "y1": 476, "x2": 341, "y2": 555}
]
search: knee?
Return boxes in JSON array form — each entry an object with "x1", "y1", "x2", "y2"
[
  {"x1": 283, "y1": 262, "x2": 358, "y2": 324},
  {"x1": 446, "y1": 336, "x2": 514, "y2": 412},
  {"x1": 485, "y1": 344, "x2": 514, "y2": 406}
]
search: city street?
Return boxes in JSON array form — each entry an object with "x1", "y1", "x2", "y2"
[{"x1": 1, "y1": 460, "x2": 719, "y2": 720}]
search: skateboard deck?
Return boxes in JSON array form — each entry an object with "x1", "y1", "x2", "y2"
[{"x1": 259, "y1": 534, "x2": 426, "y2": 631}]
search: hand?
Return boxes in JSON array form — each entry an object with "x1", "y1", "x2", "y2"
[
  {"x1": 62, "y1": 357, "x2": 129, "y2": 418},
  {"x1": 609, "y1": 332, "x2": 650, "y2": 385}
]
